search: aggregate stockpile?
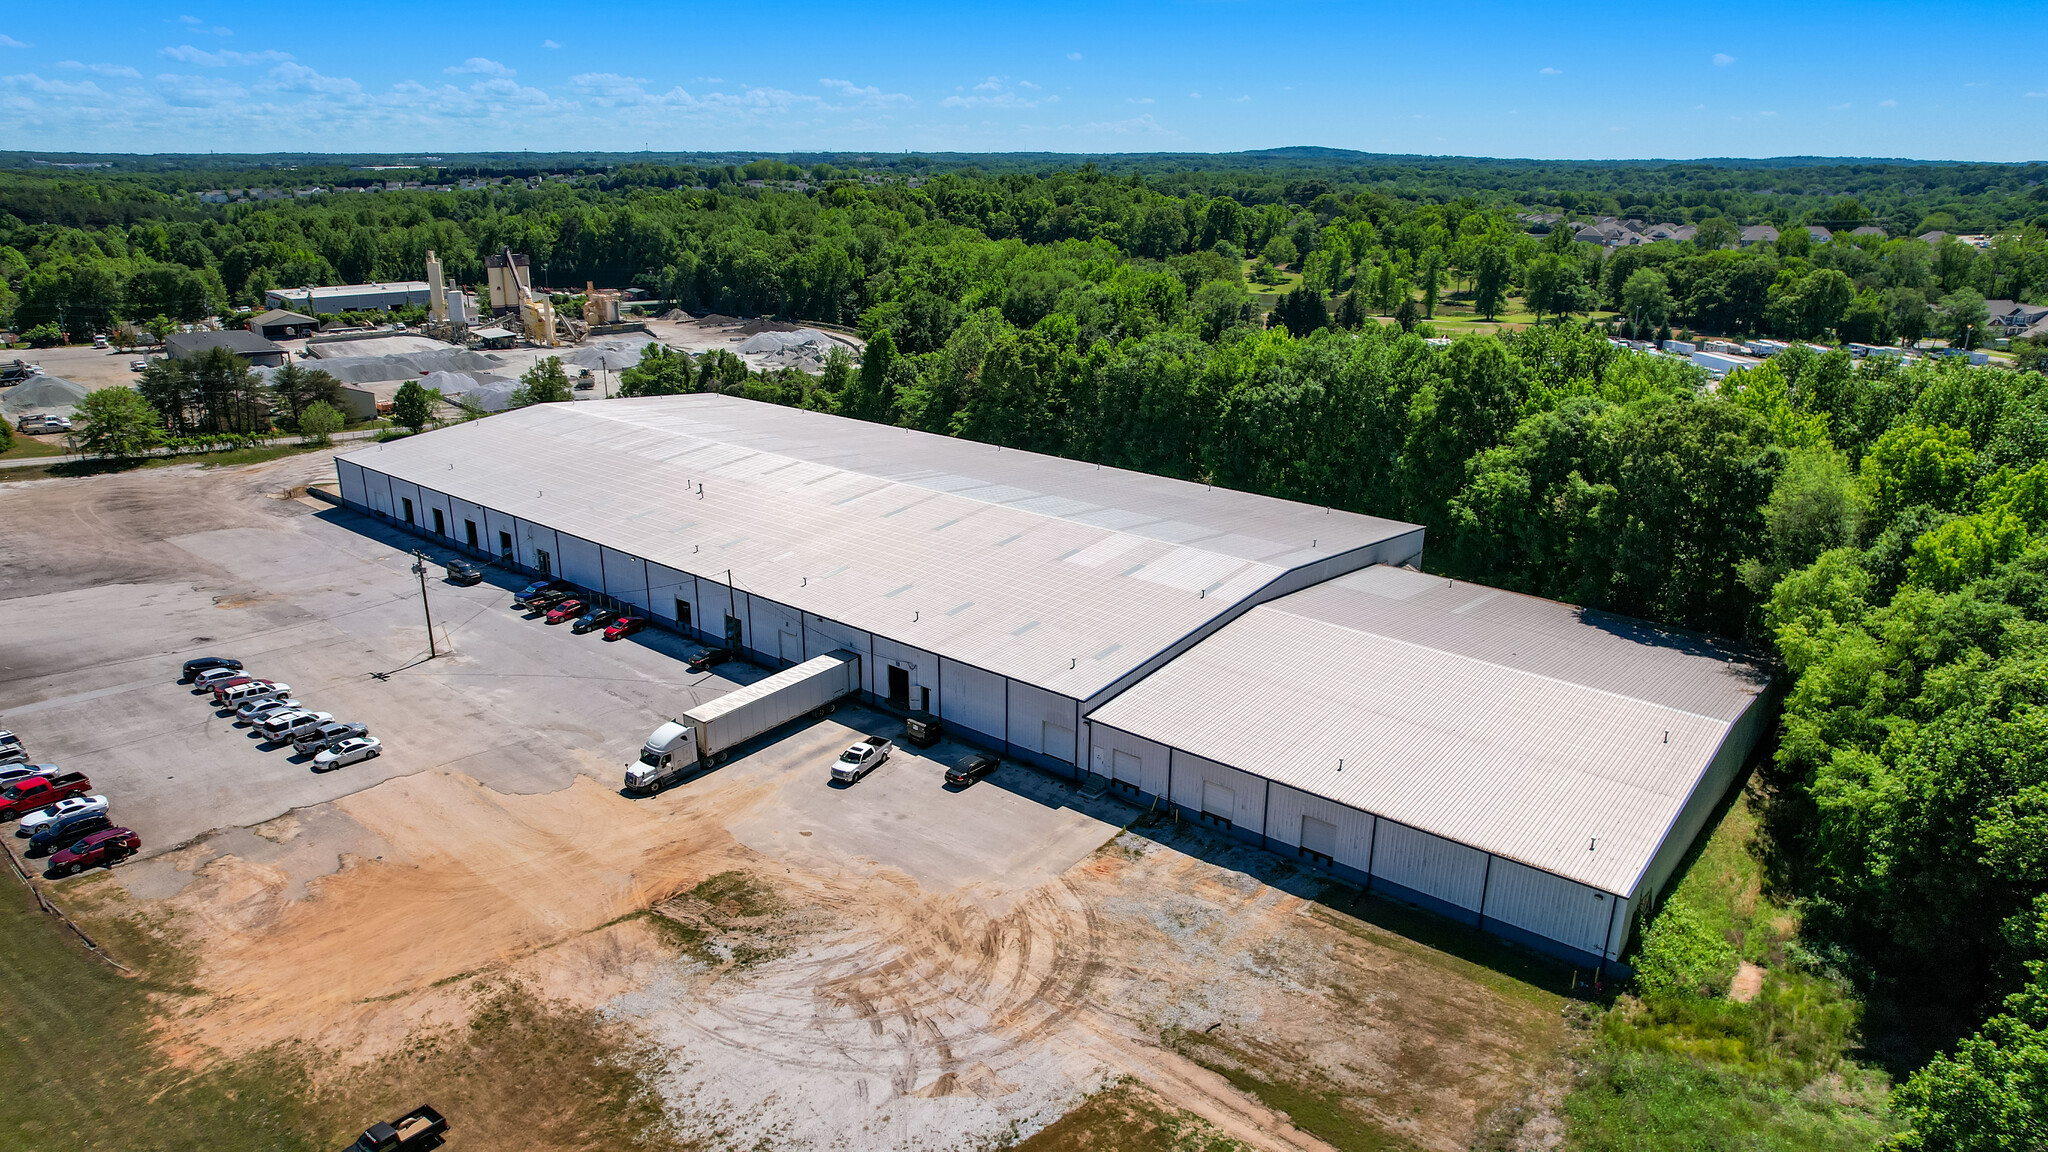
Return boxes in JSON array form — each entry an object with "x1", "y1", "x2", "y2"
[{"x1": 625, "y1": 650, "x2": 861, "y2": 794}]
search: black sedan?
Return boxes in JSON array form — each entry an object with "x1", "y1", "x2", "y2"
[
  {"x1": 571, "y1": 606, "x2": 618, "y2": 634},
  {"x1": 181, "y1": 655, "x2": 243, "y2": 682},
  {"x1": 446, "y1": 559, "x2": 484, "y2": 586},
  {"x1": 27, "y1": 811, "x2": 113, "y2": 858},
  {"x1": 686, "y1": 648, "x2": 733, "y2": 673},
  {"x1": 945, "y1": 754, "x2": 1000, "y2": 787}
]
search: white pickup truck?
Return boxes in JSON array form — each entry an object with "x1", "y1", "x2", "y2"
[{"x1": 830, "y1": 736, "x2": 892, "y2": 784}]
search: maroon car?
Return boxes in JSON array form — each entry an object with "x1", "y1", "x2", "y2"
[
  {"x1": 603, "y1": 616, "x2": 647, "y2": 642},
  {"x1": 48, "y1": 826, "x2": 139, "y2": 876},
  {"x1": 544, "y1": 598, "x2": 586, "y2": 625}
]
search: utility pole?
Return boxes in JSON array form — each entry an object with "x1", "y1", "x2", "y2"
[{"x1": 411, "y1": 550, "x2": 439, "y2": 658}]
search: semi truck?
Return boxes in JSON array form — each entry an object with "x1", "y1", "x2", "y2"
[{"x1": 626, "y1": 650, "x2": 861, "y2": 794}]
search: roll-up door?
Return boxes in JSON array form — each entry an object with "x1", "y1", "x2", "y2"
[
  {"x1": 1111, "y1": 750, "x2": 1143, "y2": 783},
  {"x1": 1202, "y1": 781, "x2": 1235, "y2": 821},
  {"x1": 1300, "y1": 816, "x2": 1337, "y2": 858}
]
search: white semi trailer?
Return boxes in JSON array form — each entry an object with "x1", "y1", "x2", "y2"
[{"x1": 624, "y1": 649, "x2": 862, "y2": 794}]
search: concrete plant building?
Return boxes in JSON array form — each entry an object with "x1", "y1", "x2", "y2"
[
  {"x1": 333, "y1": 394, "x2": 1771, "y2": 968},
  {"x1": 266, "y1": 281, "x2": 433, "y2": 314}
]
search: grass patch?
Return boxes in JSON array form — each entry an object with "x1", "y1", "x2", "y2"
[
  {"x1": 0, "y1": 434, "x2": 69, "y2": 461},
  {"x1": 1558, "y1": 785, "x2": 1898, "y2": 1150},
  {"x1": 0, "y1": 874, "x2": 694, "y2": 1150},
  {"x1": 1011, "y1": 1078, "x2": 1250, "y2": 1152},
  {"x1": 1167, "y1": 1029, "x2": 1414, "y2": 1151},
  {"x1": 0, "y1": 441, "x2": 328, "y2": 483},
  {"x1": 644, "y1": 870, "x2": 791, "y2": 970}
]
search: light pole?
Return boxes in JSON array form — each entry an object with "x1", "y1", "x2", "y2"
[{"x1": 410, "y1": 550, "x2": 438, "y2": 658}]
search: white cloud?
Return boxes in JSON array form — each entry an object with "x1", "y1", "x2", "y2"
[
  {"x1": 2029, "y1": 91, "x2": 2048, "y2": 98},
  {"x1": 1017, "y1": 80, "x2": 1038, "y2": 89},
  {"x1": 943, "y1": 77, "x2": 1051, "y2": 109},
  {"x1": 160, "y1": 45, "x2": 291, "y2": 66},
  {"x1": 445, "y1": 57, "x2": 514, "y2": 77},
  {"x1": 542, "y1": 39, "x2": 561, "y2": 49},
  {"x1": 1233, "y1": 94, "x2": 1251, "y2": 102},
  {"x1": 1188, "y1": 91, "x2": 1200, "y2": 99},
  {"x1": 1130, "y1": 96, "x2": 1154, "y2": 104},
  {"x1": 694, "y1": 76, "x2": 723, "y2": 83},
  {"x1": 1066, "y1": 51, "x2": 1082, "y2": 61},
  {"x1": 1760, "y1": 109, "x2": 1776, "y2": 116},
  {"x1": 1712, "y1": 53, "x2": 1735, "y2": 66},
  {"x1": 1082, "y1": 113, "x2": 1167, "y2": 135},
  {"x1": 59, "y1": 61, "x2": 144, "y2": 78},
  {"x1": 819, "y1": 77, "x2": 910, "y2": 106},
  {"x1": 1539, "y1": 66, "x2": 1562, "y2": 75},
  {"x1": 0, "y1": 34, "x2": 28, "y2": 48},
  {"x1": 178, "y1": 14, "x2": 201, "y2": 23},
  {"x1": 1880, "y1": 98, "x2": 1898, "y2": 107},
  {"x1": 262, "y1": 62, "x2": 361, "y2": 95}
]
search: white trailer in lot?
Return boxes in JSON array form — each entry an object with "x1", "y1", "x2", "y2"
[{"x1": 625, "y1": 650, "x2": 862, "y2": 793}]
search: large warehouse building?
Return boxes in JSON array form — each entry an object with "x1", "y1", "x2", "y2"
[{"x1": 335, "y1": 394, "x2": 1771, "y2": 968}]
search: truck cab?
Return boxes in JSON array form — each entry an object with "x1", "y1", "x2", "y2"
[{"x1": 623, "y1": 721, "x2": 698, "y2": 794}]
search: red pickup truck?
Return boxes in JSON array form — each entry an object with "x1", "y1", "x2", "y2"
[{"x1": 0, "y1": 773, "x2": 93, "y2": 821}]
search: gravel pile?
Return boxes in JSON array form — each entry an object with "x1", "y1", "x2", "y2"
[
  {"x1": 1, "y1": 375, "x2": 92, "y2": 417},
  {"x1": 309, "y1": 348, "x2": 512, "y2": 384}
]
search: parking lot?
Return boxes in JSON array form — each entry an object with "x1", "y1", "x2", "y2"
[{"x1": 0, "y1": 451, "x2": 1571, "y2": 1152}]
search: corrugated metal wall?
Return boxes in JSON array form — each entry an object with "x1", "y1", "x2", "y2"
[
  {"x1": 939, "y1": 659, "x2": 1005, "y2": 746},
  {"x1": 1265, "y1": 781, "x2": 1376, "y2": 874},
  {"x1": 1007, "y1": 680, "x2": 1079, "y2": 765},
  {"x1": 1168, "y1": 750, "x2": 1268, "y2": 833},
  {"x1": 1369, "y1": 820, "x2": 1489, "y2": 913},
  {"x1": 1481, "y1": 854, "x2": 1618, "y2": 958},
  {"x1": 1090, "y1": 724, "x2": 1171, "y2": 797}
]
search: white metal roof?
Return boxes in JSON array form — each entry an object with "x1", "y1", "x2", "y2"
[
  {"x1": 340, "y1": 395, "x2": 1421, "y2": 700},
  {"x1": 1087, "y1": 567, "x2": 1770, "y2": 894}
]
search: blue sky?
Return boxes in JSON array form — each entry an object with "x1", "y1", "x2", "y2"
[{"x1": 1, "y1": 1, "x2": 2039, "y2": 160}]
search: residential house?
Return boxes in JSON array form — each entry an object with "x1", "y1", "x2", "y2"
[{"x1": 1739, "y1": 224, "x2": 1781, "y2": 246}]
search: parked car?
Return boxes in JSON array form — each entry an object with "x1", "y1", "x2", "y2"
[
  {"x1": 182, "y1": 655, "x2": 243, "y2": 682},
  {"x1": 513, "y1": 578, "x2": 556, "y2": 600},
  {"x1": 686, "y1": 648, "x2": 733, "y2": 673},
  {"x1": 944, "y1": 753, "x2": 1000, "y2": 787},
  {"x1": 445, "y1": 559, "x2": 483, "y2": 586},
  {"x1": 831, "y1": 736, "x2": 893, "y2": 783},
  {"x1": 259, "y1": 711, "x2": 334, "y2": 743},
  {"x1": 520, "y1": 588, "x2": 573, "y2": 613},
  {"x1": 293, "y1": 721, "x2": 369, "y2": 756},
  {"x1": 603, "y1": 615, "x2": 647, "y2": 642},
  {"x1": 0, "y1": 728, "x2": 20, "y2": 751},
  {"x1": 0, "y1": 764, "x2": 58, "y2": 788},
  {"x1": 313, "y1": 736, "x2": 383, "y2": 771},
  {"x1": 130, "y1": 359, "x2": 147, "y2": 372},
  {"x1": 204, "y1": 674, "x2": 258, "y2": 700},
  {"x1": 235, "y1": 697, "x2": 303, "y2": 725},
  {"x1": 15, "y1": 414, "x2": 70, "y2": 434},
  {"x1": 195, "y1": 667, "x2": 248, "y2": 691},
  {"x1": 0, "y1": 746, "x2": 27, "y2": 767},
  {"x1": 571, "y1": 605, "x2": 617, "y2": 634},
  {"x1": 28, "y1": 811, "x2": 114, "y2": 857},
  {"x1": 17, "y1": 794, "x2": 109, "y2": 837},
  {"x1": 48, "y1": 827, "x2": 140, "y2": 876},
  {"x1": 544, "y1": 598, "x2": 587, "y2": 625},
  {"x1": 219, "y1": 680, "x2": 291, "y2": 709}
]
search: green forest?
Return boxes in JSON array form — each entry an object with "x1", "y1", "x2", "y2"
[{"x1": 6, "y1": 153, "x2": 2048, "y2": 1148}]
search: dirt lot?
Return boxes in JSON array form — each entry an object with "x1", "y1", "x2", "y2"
[{"x1": 0, "y1": 451, "x2": 1571, "y2": 1152}]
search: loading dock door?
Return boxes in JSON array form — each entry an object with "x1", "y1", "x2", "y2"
[
  {"x1": 1112, "y1": 750, "x2": 1142, "y2": 783},
  {"x1": 723, "y1": 614, "x2": 743, "y2": 653},
  {"x1": 1041, "y1": 722, "x2": 1074, "y2": 762},
  {"x1": 465, "y1": 520, "x2": 478, "y2": 549},
  {"x1": 499, "y1": 531, "x2": 513, "y2": 564},
  {"x1": 886, "y1": 665, "x2": 909, "y2": 707},
  {"x1": 779, "y1": 630, "x2": 801, "y2": 666},
  {"x1": 1202, "y1": 782, "x2": 1235, "y2": 825},
  {"x1": 432, "y1": 508, "x2": 445, "y2": 536},
  {"x1": 1300, "y1": 816, "x2": 1337, "y2": 860}
]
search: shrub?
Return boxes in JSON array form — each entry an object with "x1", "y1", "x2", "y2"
[{"x1": 1634, "y1": 900, "x2": 1738, "y2": 999}]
